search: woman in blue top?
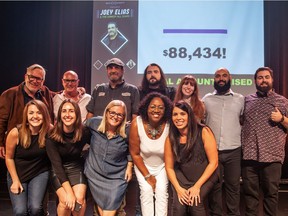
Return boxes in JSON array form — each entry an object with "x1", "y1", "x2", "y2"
[
  {"x1": 85, "y1": 100, "x2": 133, "y2": 216},
  {"x1": 5, "y1": 100, "x2": 51, "y2": 215}
]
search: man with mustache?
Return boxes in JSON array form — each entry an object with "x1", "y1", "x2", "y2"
[
  {"x1": 138, "y1": 63, "x2": 176, "y2": 102},
  {"x1": 0, "y1": 64, "x2": 54, "y2": 159},
  {"x1": 202, "y1": 68, "x2": 244, "y2": 216},
  {"x1": 102, "y1": 22, "x2": 126, "y2": 53},
  {"x1": 241, "y1": 67, "x2": 288, "y2": 216}
]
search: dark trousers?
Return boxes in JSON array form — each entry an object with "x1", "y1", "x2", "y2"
[
  {"x1": 241, "y1": 161, "x2": 282, "y2": 216},
  {"x1": 208, "y1": 147, "x2": 241, "y2": 216}
]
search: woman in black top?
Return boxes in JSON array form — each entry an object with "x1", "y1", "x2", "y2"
[
  {"x1": 46, "y1": 100, "x2": 90, "y2": 216},
  {"x1": 5, "y1": 100, "x2": 51, "y2": 215},
  {"x1": 164, "y1": 101, "x2": 218, "y2": 216}
]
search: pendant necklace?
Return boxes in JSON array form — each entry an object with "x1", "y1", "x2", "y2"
[
  {"x1": 106, "y1": 131, "x2": 116, "y2": 139},
  {"x1": 147, "y1": 122, "x2": 162, "y2": 140}
]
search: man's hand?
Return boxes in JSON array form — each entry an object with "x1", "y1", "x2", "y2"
[
  {"x1": 271, "y1": 107, "x2": 283, "y2": 123},
  {"x1": 0, "y1": 146, "x2": 5, "y2": 159}
]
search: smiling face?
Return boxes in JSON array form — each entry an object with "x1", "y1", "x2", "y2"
[
  {"x1": 27, "y1": 104, "x2": 43, "y2": 130},
  {"x1": 147, "y1": 97, "x2": 165, "y2": 123},
  {"x1": 106, "y1": 105, "x2": 125, "y2": 130},
  {"x1": 214, "y1": 68, "x2": 231, "y2": 94},
  {"x1": 146, "y1": 65, "x2": 162, "y2": 86},
  {"x1": 255, "y1": 70, "x2": 273, "y2": 93},
  {"x1": 62, "y1": 71, "x2": 79, "y2": 94},
  {"x1": 61, "y1": 102, "x2": 76, "y2": 131},
  {"x1": 25, "y1": 68, "x2": 45, "y2": 94},
  {"x1": 172, "y1": 106, "x2": 188, "y2": 132},
  {"x1": 181, "y1": 81, "x2": 195, "y2": 98}
]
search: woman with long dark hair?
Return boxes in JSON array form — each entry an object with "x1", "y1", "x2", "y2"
[
  {"x1": 165, "y1": 101, "x2": 218, "y2": 215},
  {"x1": 46, "y1": 100, "x2": 91, "y2": 216}
]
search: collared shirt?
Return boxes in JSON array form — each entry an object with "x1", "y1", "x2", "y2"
[
  {"x1": 202, "y1": 89, "x2": 244, "y2": 151},
  {"x1": 241, "y1": 91, "x2": 288, "y2": 163},
  {"x1": 53, "y1": 92, "x2": 91, "y2": 122},
  {"x1": 86, "y1": 81, "x2": 140, "y2": 121}
]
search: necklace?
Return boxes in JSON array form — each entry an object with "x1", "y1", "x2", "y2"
[
  {"x1": 147, "y1": 122, "x2": 162, "y2": 140},
  {"x1": 106, "y1": 131, "x2": 116, "y2": 139}
]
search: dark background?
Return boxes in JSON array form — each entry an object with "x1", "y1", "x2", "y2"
[{"x1": 0, "y1": 1, "x2": 288, "y2": 178}]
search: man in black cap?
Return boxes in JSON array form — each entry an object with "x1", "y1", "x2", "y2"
[{"x1": 86, "y1": 58, "x2": 139, "y2": 122}]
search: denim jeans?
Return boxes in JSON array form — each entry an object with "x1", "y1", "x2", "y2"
[{"x1": 7, "y1": 171, "x2": 49, "y2": 216}]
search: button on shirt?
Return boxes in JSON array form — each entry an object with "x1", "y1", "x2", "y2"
[
  {"x1": 241, "y1": 91, "x2": 288, "y2": 163},
  {"x1": 202, "y1": 90, "x2": 244, "y2": 151}
]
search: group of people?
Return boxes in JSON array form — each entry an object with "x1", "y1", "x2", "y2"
[{"x1": 0, "y1": 58, "x2": 287, "y2": 216}]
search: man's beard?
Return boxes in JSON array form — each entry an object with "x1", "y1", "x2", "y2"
[
  {"x1": 214, "y1": 80, "x2": 231, "y2": 94},
  {"x1": 148, "y1": 78, "x2": 160, "y2": 87},
  {"x1": 256, "y1": 82, "x2": 273, "y2": 93}
]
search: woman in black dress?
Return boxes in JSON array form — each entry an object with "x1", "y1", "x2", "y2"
[
  {"x1": 164, "y1": 101, "x2": 218, "y2": 216},
  {"x1": 46, "y1": 100, "x2": 90, "y2": 216}
]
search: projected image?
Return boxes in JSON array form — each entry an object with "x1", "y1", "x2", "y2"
[{"x1": 101, "y1": 21, "x2": 128, "y2": 54}]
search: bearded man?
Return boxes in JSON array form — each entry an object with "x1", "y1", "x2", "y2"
[
  {"x1": 202, "y1": 67, "x2": 244, "y2": 216},
  {"x1": 241, "y1": 67, "x2": 288, "y2": 216},
  {"x1": 138, "y1": 63, "x2": 175, "y2": 102}
]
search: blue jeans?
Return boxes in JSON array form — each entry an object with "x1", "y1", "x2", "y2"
[{"x1": 7, "y1": 171, "x2": 49, "y2": 216}]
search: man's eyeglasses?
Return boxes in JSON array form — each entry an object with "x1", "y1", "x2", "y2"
[
  {"x1": 63, "y1": 79, "x2": 78, "y2": 84},
  {"x1": 108, "y1": 110, "x2": 125, "y2": 119},
  {"x1": 26, "y1": 74, "x2": 44, "y2": 83}
]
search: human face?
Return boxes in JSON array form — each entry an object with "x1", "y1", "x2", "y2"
[
  {"x1": 106, "y1": 64, "x2": 124, "y2": 83},
  {"x1": 214, "y1": 69, "x2": 231, "y2": 93},
  {"x1": 172, "y1": 106, "x2": 188, "y2": 132},
  {"x1": 181, "y1": 81, "x2": 195, "y2": 98},
  {"x1": 27, "y1": 104, "x2": 43, "y2": 130},
  {"x1": 62, "y1": 71, "x2": 79, "y2": 94},
  {"x1": 106, "y1": 105, "x2": 125, "y2": 130},
  {"x1": 61, "y1": 102, "x2": 76, "y2": 131},
  {"x1": 146, "y1": 65, "x2": 162, "y2": 86},
  {"x1": 255, "y1": 70, "x2": 273, "y2": 93},
  {"x1": 148, "y1": 97, "x2": 165, "y2": 123},
  {"x1": 107, "y1": 23, "x2": 117, "y2": 38},
  {"x1": 25, "y1": 68, "x2": 45, "y2": 94}
]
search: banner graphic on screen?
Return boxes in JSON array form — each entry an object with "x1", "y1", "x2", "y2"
[{"x1": 91, "y1": 0, "x2": 264, "y2": 97}]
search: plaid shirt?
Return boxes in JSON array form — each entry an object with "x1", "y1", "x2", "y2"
[{"x1": 241, "y1": 91, "x2": 288, "y2": 163}]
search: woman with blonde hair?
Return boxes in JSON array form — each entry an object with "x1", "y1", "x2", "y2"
[
  {"x1": 85, "y1": 100, "x2": 133, "y2": 216},
  {"x1": 5, "y1": 100, "x2": 51, "y2": 215}
]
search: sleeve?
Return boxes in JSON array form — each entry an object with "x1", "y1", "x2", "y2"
[
  {"x1": 131, "y1": 86, "x2": 140, "y2": 115},
  {"x1": 46, "y1": 138, "x2": 69, "y2": 184},
  {"x1": 0, "y1": 91, "x2": 13, "y2": 147},
  {"x1": 86, "y1": 85, "x2": 100, "y2": 114}
]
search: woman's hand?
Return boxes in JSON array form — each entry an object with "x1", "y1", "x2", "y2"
[
  {"x1": 187, "y1": 186, "x2": 201, "y2": 206},
  {"x1": 176, "y1": 186, "x2": 190, "y2": 205},
  {"x1": 125, "y1": 162, "x2": 133, "y2": 182},
  {"x1": 10, "y1": 181, "x2": 23, "y2": 195},
  {"x1": 146, "y1": 175, "x2": 157, "y2": 191},
  {"x1": 65, "y1": 192, "x2": 76, "y2": 210}
]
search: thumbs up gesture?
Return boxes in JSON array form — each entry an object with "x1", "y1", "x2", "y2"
[{"x1": 271, "y1": 107, "x2": 283, "y2": 123}]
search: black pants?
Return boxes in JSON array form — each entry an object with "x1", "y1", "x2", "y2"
[{"x1": 241, "y1": 160, "x2": 282, "y2": 216}]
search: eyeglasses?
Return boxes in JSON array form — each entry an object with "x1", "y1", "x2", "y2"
[
  {"x1": 63, "y1": 79, "x2": 78, "y2": 84},
  {"x1": 149, "y1": 105, "x2": 165, "y2": 111},
  {"x1": 108, "y1": 110, "x2": 125, "y2": 119},
  {"x1": 26, "y1": 74, "x2": 44, "y2": 83}
]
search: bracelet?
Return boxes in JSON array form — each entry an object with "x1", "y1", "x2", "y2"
[
  {"x1": 280, "y1": 114, "x2": 285, "y2": 123},
  {"x1": 144, "y1": 174, "x2": 152, "y2": 181}
]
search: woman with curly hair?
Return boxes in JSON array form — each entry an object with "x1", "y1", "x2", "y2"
[{"x1": 130, "y1": 92, "x2": 173, "y2": 216}]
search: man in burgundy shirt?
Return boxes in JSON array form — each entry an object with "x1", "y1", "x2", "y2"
[{"x1": 241, "y1": 67, "x2": 288, "y2": 216}]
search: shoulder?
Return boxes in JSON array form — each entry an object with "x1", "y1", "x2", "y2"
[
  {"x1": 7, "y1": 127, "x2": 19, "y2": 139},
  {"x1": 1, "y1": 84, "x2": 21, "y2": 97},
  {"x1": 123, "y1": 82, "x2": 138, "y2": 90},
  {"x1": 202, "y1": 93, "x2": 214, "y2": 101},
  {"x1": 86, "y1": 116, "x2": 102, "y2": 129}
]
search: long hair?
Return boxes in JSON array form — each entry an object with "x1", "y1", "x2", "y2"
[
  {"x1": 138, "y1": 92, "x2": 172, "y2": 123},
  {"x1": 97, "y1": 100, "x2": 127, "y2": 138},
  {"x1": 19, "y1": 100, "x2": 51, "y2": 148},
  {"x1": 174, "y1": 75, "x2": 205, "y2": 121},
  {"x1": 140, "y1": 63, "x2": 167, "y2": 92},
  {"x1": 169, "y1": 100, "x2": 202, "y2": 163},
  {"x1": 50, "y1": 100, "x2": 83, "y2": 143}
]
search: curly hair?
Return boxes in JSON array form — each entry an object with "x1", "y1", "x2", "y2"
[{"x1": 138, "y1": 92, "x2": 173, "y2": 123}]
